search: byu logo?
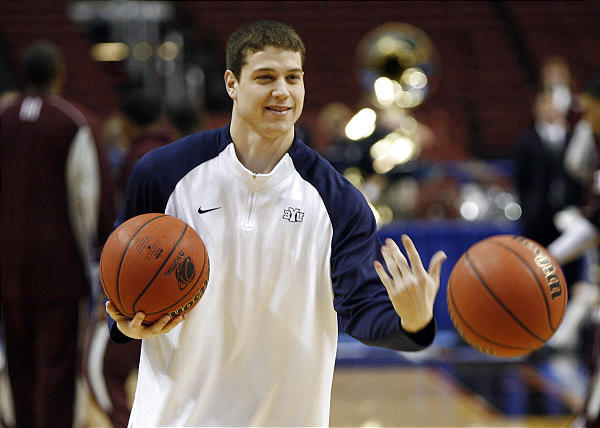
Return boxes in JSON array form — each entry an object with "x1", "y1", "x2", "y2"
[{"x1": 283, "y1": 207, "x2": 304, "y2": 222}]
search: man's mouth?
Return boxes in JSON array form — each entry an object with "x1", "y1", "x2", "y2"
[{"x1": 266, "y1": 106, "x2": 291, "y2": 113}]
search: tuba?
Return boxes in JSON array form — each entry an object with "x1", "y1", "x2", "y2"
[
  {"x1": 345, "y1": 23, "x2": 440, "y2": 176},
  {"x1": 344, "y1": 23, "x2": 440, "y2": 223},
  {"x1": 356, "y1": 22, "x2": 439, "y2": 109}
]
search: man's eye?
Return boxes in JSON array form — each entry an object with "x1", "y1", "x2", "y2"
[
  {"x1": 257, "y1": 75, "x2": 273, "y2": 80},
  {"x1": 287, "y1": 75, "x2": 300, "y2": 81}
]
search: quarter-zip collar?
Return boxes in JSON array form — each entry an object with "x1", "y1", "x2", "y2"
[{"x1": 224, "y1": 137, "x2": 296, "y2": 192}]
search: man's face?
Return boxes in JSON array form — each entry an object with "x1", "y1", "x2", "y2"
[{"x1": 226, "y1": 46, "x2": 305, "y2": 139}]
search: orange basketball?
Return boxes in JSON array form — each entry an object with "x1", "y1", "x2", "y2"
[
  {"x1": 100, "y1": 213, "x2": 209, "y2": 323},
  {"x1": 447, "y1": 235, "x2": 568, "y2": 357}
]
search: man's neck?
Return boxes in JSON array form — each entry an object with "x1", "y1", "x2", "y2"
[{"x1": 229, "y1": 117, "x2": 294, "y2": 174}]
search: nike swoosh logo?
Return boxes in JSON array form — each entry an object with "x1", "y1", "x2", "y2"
[{"x1": 198, "y1": 206, "x2": 221, "y2": 214}]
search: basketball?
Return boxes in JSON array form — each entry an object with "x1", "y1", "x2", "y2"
[
  {"x1": 100, "y1": 213, "x2": 210, "y2": 323},
  {"x1": 447, "y1": 235, "x2": 568, "y2": 357}
]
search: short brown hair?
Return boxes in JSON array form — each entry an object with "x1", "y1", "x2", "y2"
[{"x1": 226, "y1": 20, "x2": 305, "y2": 79}]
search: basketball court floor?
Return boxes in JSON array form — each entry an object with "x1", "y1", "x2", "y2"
[
  {"x1": 78, "y1": 330, "x2": 583, "y2": 427},
  {"x1": 329, "y1": 331, "x2": 583, "y2": 427}
]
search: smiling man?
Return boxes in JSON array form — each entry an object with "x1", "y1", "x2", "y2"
[
  {"x1": 226, "y1": 44, "x2": 304, "y2": 173},
  {"x1": 105, "y1": 20, "x2": 446, "y2": 427}
]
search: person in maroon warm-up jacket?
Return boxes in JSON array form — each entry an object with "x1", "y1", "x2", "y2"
[{"x1": 0, "y1": 41, "x2": 109, "y2": 427}]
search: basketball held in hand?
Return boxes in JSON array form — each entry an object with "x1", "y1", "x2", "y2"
[
  {"x1": 447, "y1": 235, "x2": 567, "y2": 357},
  {"x1": 100, "y1": 213, "x2": 210, "y2": 323}
]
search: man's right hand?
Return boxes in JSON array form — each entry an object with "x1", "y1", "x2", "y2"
[{"x1": 105, "y1": 300, "x2": 185, "y2": 339}]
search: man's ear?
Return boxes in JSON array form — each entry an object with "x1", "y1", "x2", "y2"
[{"x1": 224, "y1": 70, "x2": 238, "y2": 100}]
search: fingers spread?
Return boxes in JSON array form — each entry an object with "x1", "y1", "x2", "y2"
[
  {"x1": 428, "y1": 250, "x2": 447, "y2": 284},
  {"x1": 385, "y1": 238, "x2": 411, "y2": 278},
  {"x1": 381, "y1": 245, "x2": 402, "y2": 280},
  {"x1": 374, "y1": 260, "x2": 392, "y2": 290},
  {"x1": 401, "y1": 234, "x2": 426, "y2": 275}
]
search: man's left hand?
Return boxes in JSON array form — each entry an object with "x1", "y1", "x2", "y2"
[{"x1": 374, "y1": 234, "x2": 447, "y2": 333}]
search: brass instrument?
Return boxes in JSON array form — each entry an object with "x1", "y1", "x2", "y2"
[
  {"x1": 356, "y1": 22, "x2": 439, "y2": 109},
  {"x1": 344, "y1": 23, "x2": 440, "y2": 223}
]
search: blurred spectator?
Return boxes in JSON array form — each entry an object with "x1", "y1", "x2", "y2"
[
  {"x1": 166, "y1": 101, "x2": 204, "y2": 138},
  {"x1": 0, "y1": 40, "x2": 105, "y2": 428},
  {"x1": 318, "y1": 101, "x2": 353, "y2": 148},
  {"x1": 101, "y1": 114, "x2": 130, "y2": 183},
  {"x1": 515, "y1": 91, "x2": 584, "y2": 251},
  {"x1": 547, "y1": 75, "x2": 600, "y2": 428},
  {"x1": 319, "y1": 102, "x2": 364, "y2": 174},
  {"x1": 565, "y1": 79, "x2": 600, "y2": 193},
  {"x1": 116, "y1": 91, "x2": 173, "y2": 197},
  {"x1": 539, "y1": 55, "x2": 579, "y2": 119}
]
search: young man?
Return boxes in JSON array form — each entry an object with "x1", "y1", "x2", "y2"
[{"x1": 106, "y1": 20, "x2": 446, "y2": 426}]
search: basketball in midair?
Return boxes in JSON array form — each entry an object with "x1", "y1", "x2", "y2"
[
  {"x1": 100, "y1": 213, "x2": 210, "y2": 323},
  {"x1": 447, "y1": 235, "x2": 567, "y2": 357}
]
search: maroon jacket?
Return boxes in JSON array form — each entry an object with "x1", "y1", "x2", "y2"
[{"x1": 1, "y1": 93, "x2": 98, "y2": 299}]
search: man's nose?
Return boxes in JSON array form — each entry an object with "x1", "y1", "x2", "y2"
[{"x1": 272, "y1": 78, "x2": 290, "y2": 99}]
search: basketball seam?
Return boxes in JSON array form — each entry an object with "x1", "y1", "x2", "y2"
[
  {"x1": 465, "y1": 252, "x2": 547, "y2": 344},
  {"x1": 99, "y1": 256, "x2": 114, "y2": 303},
  {"x1": 131, "y1": 223, "x2": 190, "y2": 314},
  {"x1": 115, "y1": 214, "x2": 167, "y2": 315},
  {"x1": 447, "y1": 275, "x2": 532, "y2": 354},
  {"x1": 98, "y1": 258, "x2": 114, "y2": 302},
  {"x1": 489, "y1": 240, "x2": 555, "y2": 333}
]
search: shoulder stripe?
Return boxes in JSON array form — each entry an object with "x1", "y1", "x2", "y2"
[{"x1": 48, "y1": 95, "x2": 89, "y2": 127}]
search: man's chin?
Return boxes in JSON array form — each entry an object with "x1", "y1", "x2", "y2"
[{"x1": 259, "y1": 123, "x2": 296, "y2": 139}]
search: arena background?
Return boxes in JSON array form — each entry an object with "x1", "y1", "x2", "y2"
[{"x1": 1, "y1": 1, "x2": 600, "y2": 426}]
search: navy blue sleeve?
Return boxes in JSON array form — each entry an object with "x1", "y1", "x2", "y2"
[
  {"x1": 289, "y1": 140, "x2": 435, "y2": 351},
  {"x1": 330, "y1": 186, "x2": 435, "y2": 351}
]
